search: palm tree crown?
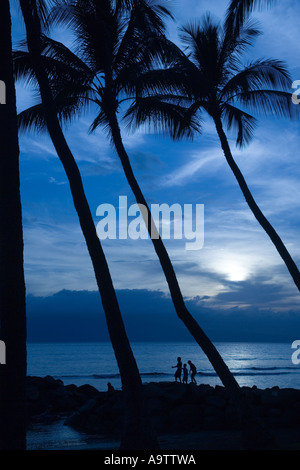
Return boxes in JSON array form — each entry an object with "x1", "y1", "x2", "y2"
[
  {"x1": 15, "y1": 0, "x2": 174, "y2": 135},
  {"x1": 128, "y1": 10, "x2": 295, "y2": 143},
  {"x1": 126, "y1": 5, "x2": 300, "y2": 291}
]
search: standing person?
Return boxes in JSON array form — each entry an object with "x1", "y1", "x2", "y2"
[
  {"x1": 172, "y1": 357, "x2": 182, "y2": 383},
  {"x1": 188, "y1": 360, "x2": 197, "y2": 384},
  {"x1": 182, "y1": 363, "x2": 188, "y2": 384}
]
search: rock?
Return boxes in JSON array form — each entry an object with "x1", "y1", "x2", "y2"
[
  {"x1": 267, "y1": 408, "x2": 281, "y2": 426},
  {"x1": 26, "y1": 383, "x2": 40, "y2": 402},
  {"x1": 160, "y1": 382, "x2": 188, "y2": 404},
  {"x1": 147, "y1": 397, "x2": 166, "y2": 415},
  {"x1": 260, "y1": 389, "x2": 281, "y2": 407},
  {"x1": 79, "y1": 398, "x2": 98, "y2": 414},
  {"x1": 225, "y1": 404, "x2": 240, "y2": 428},
  {"x1": 76, "y1": 384, "x2": 101, "y2": 398},
  {"x1": 205, "y1": 394, "x2": 227, "y2": 409},
  {"x1": 65, "y1": 384, "x2": 78, "y2": 392},
  {"x1": 25, "y1": 377, "x2": 300, "y2": 439},
  {"x1": 43, "y1": 375, "x2": 62, "y2": 389},
  {"x1": 49, "y1": 391, "x2": 80, "y2": 412},
  {"x1": 64, "y1": 411, "x2": 82, "y2": 428},
  {"x1": 169, "y1": 404, "x2": 202, "y2": 432},
  {"x1": 144, "y1": 382, "x2": 165, "y2": 399},
  {"x1": 281, "y1": 408, "x2": 298, "y2": 426},
  {"x1": 185, "y1": 384, "x2": 212, "y2": 404},
  {"x1": 150, "y1": 414, "x2": 170, "y2": 434},
  {"x1": 203, "y1": 414, "x2": 224, "y2": 430}
]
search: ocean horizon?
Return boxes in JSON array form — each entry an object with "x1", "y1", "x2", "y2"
[{"x1": 26, "y1": 340, "x2": 300, "y2": 392}]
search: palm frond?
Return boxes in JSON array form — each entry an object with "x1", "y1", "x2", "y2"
[
  {"x1": 89, "y1": 109, "x2": 111, "y2": 134},
  {"x1": 13, "y1": 38, "x2": 95, "y2": 117},
  {"x1": 34, "y1": 0, "x2": 57, "y2": 31},
  {"x1": 222, "y1": 102, "x2": 257, "y2": 147},
  {"x1": 17, "y1": 104, "x2": 48, "y2": 133},
  {"x1": 221, "y1": 59, "x2": 292, "y2": 100},
  {"x1": 121, "y1": 66, "x2": 194, "y2": 99},
  {"x1": 18, "y1": 88, "x2": 92, "y2": 134},
  {"x1": 137, "y1": 0, "x2": 174, "y2": 31},
  {"x1": 180, "y1": 14, "x2": 222, "y2": 77},
  {"x1": 225, "y1": 0, "x2": 276, "y2": 36},
  {"x1": 125, "y1": 96, "x2": 202, "y2": 140},
  {"x1": 233, "y1": 89, "x2": 298, "y2": 119},
  {"x1": 219, "y1": 18, "x2": 262, "y2": 76},
  {"x1": 40, "y1": 35, "x2": 93, "y2": 77},
  {"x1": 13, "y1": 50, "x2": 39, "y2": 87}
]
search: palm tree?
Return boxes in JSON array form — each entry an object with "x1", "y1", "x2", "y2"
[
  {"x1": 0, "y1": 0, "x2": 27, "y2": 450},
  {"x1": 16, "y1": 0, "x2": 282, "y2": 448},
  {"x1": 15, "y1": 0, "x2": 279, "y2": 448},
  {"x1": 18, "y1": 0, "x2": 158, "y2": 450},
  {"x1": 39, "y1": 0, "x2": 242, "y2": 393},
  {"x1": 126, "y1": 2, "x2": 300, "y2": 292}
]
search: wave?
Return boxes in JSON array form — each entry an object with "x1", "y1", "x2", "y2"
[
  {"x1": 194, "y1": 371, "x2": 292, "y2": 378},
  {"x1": 56, "y1": 367, "x2": 300, "y2": 381},
  {"x1": 57, "y1": 372, "x2": 170, "y2": 380},
  {"x1": 237, "y1": 366, "x2": 297, "y2": 371}
]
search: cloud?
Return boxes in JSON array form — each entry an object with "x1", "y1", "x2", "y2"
[
  {"x1": 26, "y1": 288, "x2": 300, "y2": 343},
  {"x1": 23, "y1": 219, "x2": 98, "y2": 296},
  {"x1": 20, "y1": 134, "x2": 58, "y2": 160},
  {"x1": 49, "y1": 176, "x2": 67, "y2": 186},
  {"x1": 161, "y1": 151, "x2": 222, "y2": 188}
]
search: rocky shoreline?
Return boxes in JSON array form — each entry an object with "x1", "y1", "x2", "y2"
[{"x1": 26, "y1": 375, "x2": 300, "y2": 447}]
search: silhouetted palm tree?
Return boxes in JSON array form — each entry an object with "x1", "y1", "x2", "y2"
[
  {"x1": 126, "y1": 2, "x2": 300, "y2": 291},
  {"x1": 18, "y1": 0, "x2": 158, "y2": 449},
  {"x1": 22, "y1": 0, "x2": 243, "y2": 393},
  {"x1": 15, "y1": 0, "x2": 280, "y2": 448},
  {"x1": 0, "y1": 0, "x2": 27, "y2": 450}
]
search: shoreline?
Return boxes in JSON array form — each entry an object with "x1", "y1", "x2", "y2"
[{"x1": 26, "y1": 375, "x2": 300, "y2": 450}]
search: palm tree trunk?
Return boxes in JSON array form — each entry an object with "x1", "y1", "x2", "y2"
[
  {"x1": 108, "y1": 112, "x2": 240, "y2": 393},
  {"x1": 109, "y1": 112, "x2": 278, "y2": 449},
  {"x1": 0, "y1": 0, "x2": 27, "y2": 450},
  {"x1": 213, "y1": 114, "x2": 300, "y2": 292},
  {"x1": 19, "y1": 0, "x2": 157, "y2": 450}
]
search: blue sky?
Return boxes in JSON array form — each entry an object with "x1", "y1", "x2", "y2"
[{"x1": 10, "y1": 0, "x2": 300, "y2": 339}]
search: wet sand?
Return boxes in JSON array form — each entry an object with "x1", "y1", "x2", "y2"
[{"x1": 27, "y1": 416, "x2": 300, "y2": 450}]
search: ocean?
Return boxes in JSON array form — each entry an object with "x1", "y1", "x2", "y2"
[{"x1": 27, "y1": 341, "x2": 300, "y2": 391}]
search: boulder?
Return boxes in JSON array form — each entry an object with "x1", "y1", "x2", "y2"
[
  {"x1": 25, "y1": 377, "x2": 300, "y2": 439},
  {"x1": 147, "y1": 397, "x2": 167, "y2": 415},
  {"x1": 205, "y1": 394, "x2": 227, "y2": 409},
  {"x1": 76, "y1": 384, "x2": 101, "y2": 398},
  {"x1": 159, "y1": 382, "x2": 188, "y2": 404},
  {"x1": 26, "y1": 383, "x2": 40, "y2": 402},
  {"x1": 169, "y1": 404, "x2": 202, "y2": 432}
]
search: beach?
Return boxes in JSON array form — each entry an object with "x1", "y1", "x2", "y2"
[
  {"x1": 26, "y1": 375, "x2": 300, "y2": 450},
  {"x1": 25, "y1": 341, "x2": 300, "y2": 450}
]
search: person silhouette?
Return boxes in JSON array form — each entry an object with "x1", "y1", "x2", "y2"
[
  {"x1": 188, "y1": 360, "x2": 197, "y2": 384},
  {"x1": 172, "y1": 356, "x2": 182, "y2": 382},
  {"x1": 107, "y1": 382, "x2": 115, "y2": 393},
  {"x1": 182, "y1": 363, "x2": 188, "y2": 384}
]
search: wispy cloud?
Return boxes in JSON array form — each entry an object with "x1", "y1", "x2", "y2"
[{"x1": 161, "y1": 150, "x2": 222, "y2": 187}]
